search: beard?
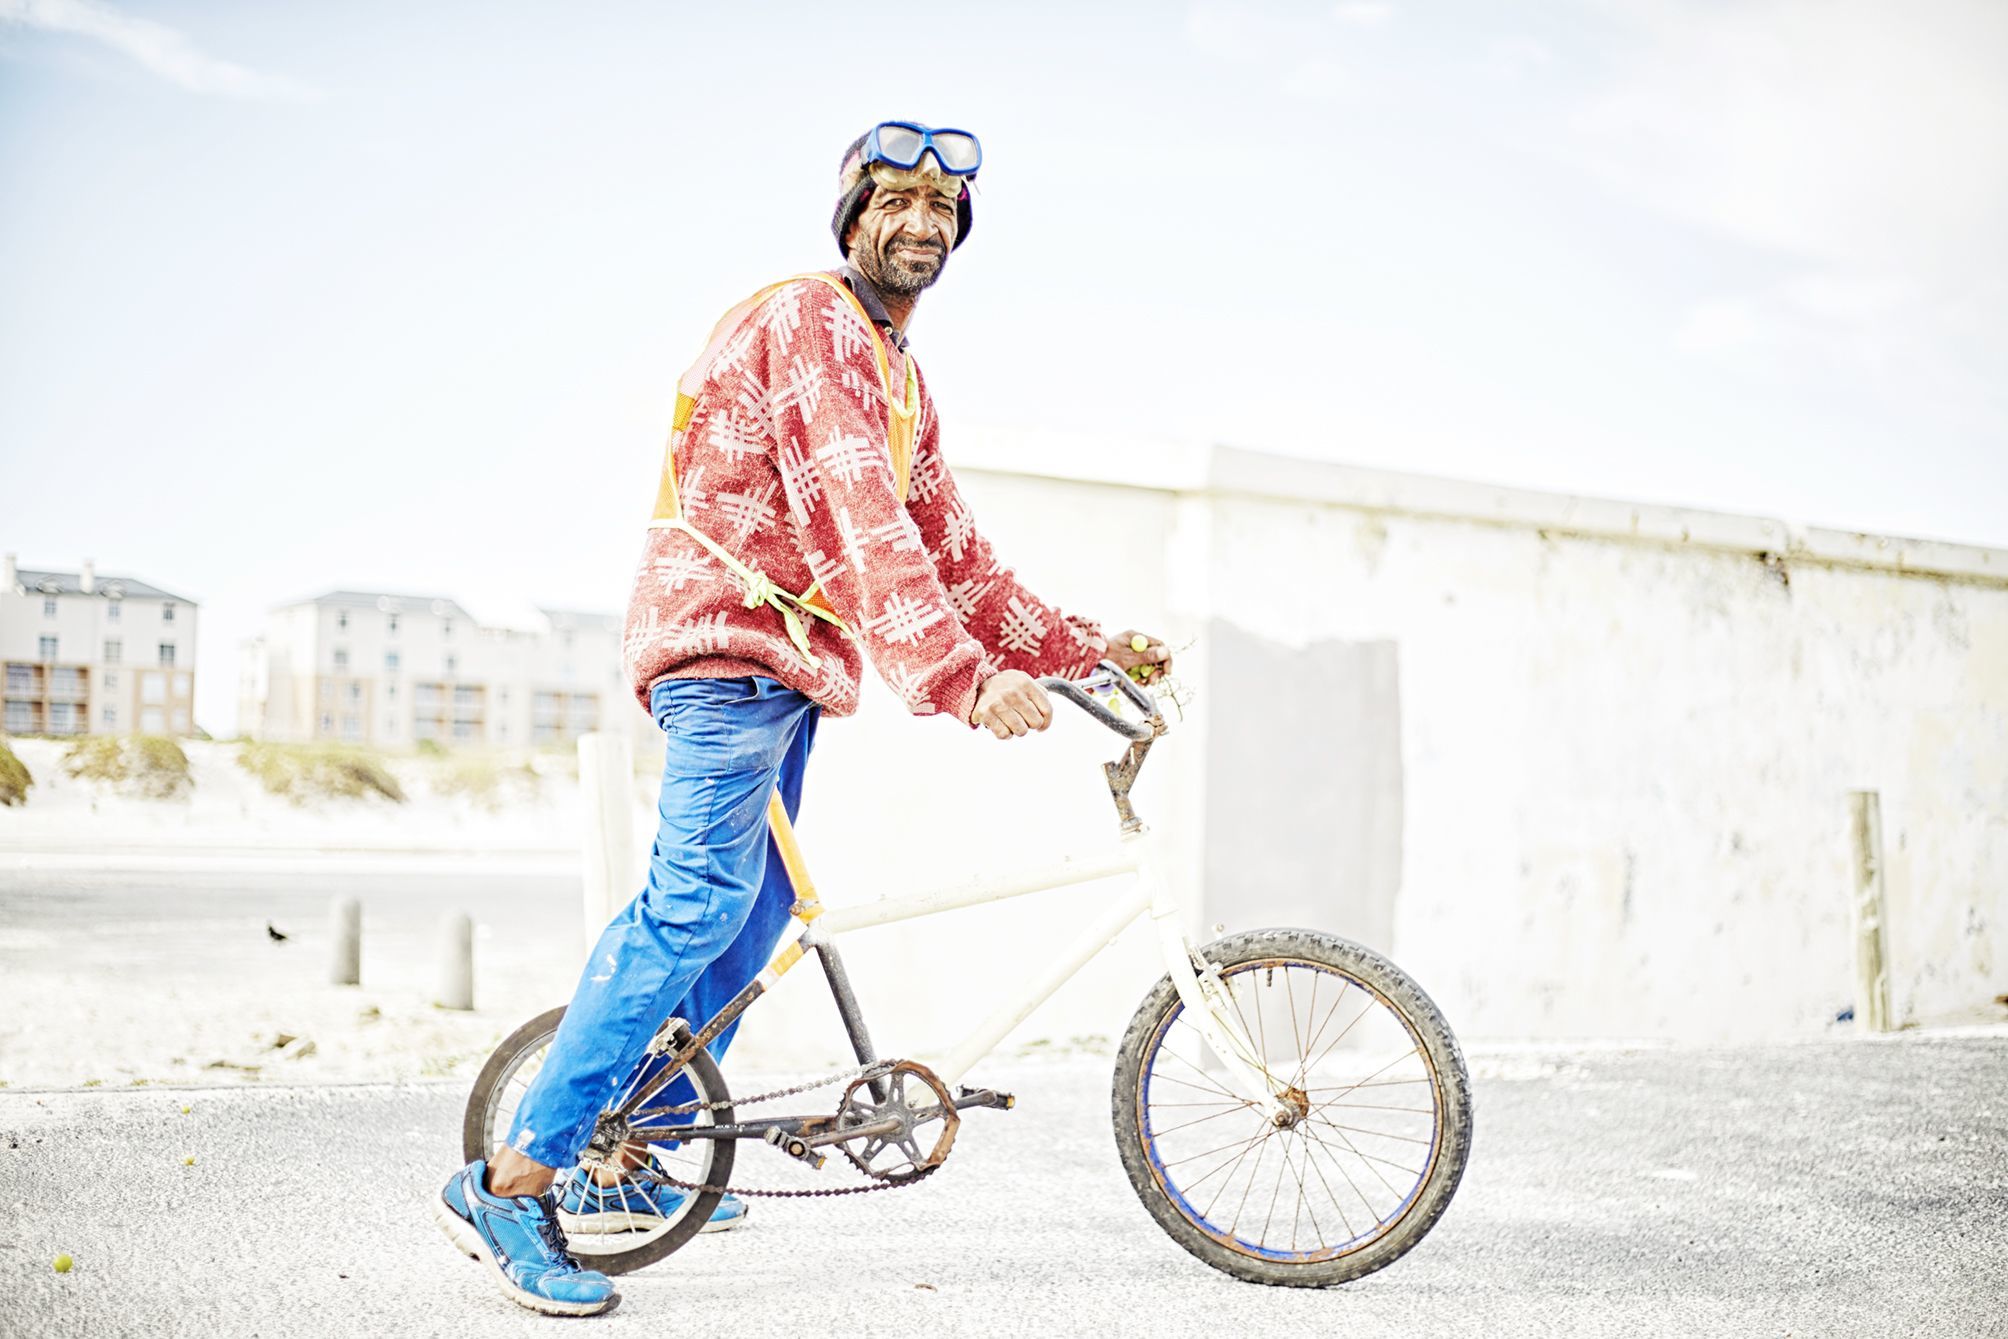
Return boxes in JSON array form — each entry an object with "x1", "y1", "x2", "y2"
[{"x1": 855, "y1": 233, "x2": 948, "y2": 297}]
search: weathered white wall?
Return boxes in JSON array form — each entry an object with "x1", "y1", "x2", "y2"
[{"x1": 704, "y1": 432, "x2": 2007, "y2": 1068}]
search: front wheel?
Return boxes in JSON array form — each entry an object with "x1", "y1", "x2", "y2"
[{"x1": 1111, "y1": 928, "x2": 1472, "y2": 1287}]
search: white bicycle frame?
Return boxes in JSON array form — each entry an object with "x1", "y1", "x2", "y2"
[{"x1": 795, "y1": 822, "x2": 1293, "y2": 1123}]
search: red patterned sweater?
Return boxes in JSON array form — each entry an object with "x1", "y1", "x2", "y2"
[{"x1": 622, "y1": 274, "x2": 1107, "y2": 725}]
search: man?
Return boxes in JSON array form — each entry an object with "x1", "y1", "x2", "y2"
[{"x1": 435, "y1": 121, "x2": 1170, "y2": 1317}]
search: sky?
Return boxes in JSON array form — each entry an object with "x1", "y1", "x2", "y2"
[{"x1": 2, "y1": 0, "x2": 2005, "y2": 737}]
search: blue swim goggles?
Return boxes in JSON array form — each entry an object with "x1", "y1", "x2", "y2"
[{"x1": 864, "y1": 121, "x2": 982, "y2": 177}]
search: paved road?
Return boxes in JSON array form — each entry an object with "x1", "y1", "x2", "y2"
[{"x1": 3, "y1": 1037, "x2": 2004, "y2": 1338}]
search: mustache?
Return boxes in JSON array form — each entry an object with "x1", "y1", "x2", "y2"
[{"x1": 884, "y1": 237, "x2": 945, "y2": 258}]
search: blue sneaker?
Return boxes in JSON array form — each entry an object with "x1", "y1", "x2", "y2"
[
  {"x1": 434, "y1": 1160, "x2": 619, "y2": 1317},
  {"x1": 558, "y1": 1167, "x2": 748, "y2": 1235}
]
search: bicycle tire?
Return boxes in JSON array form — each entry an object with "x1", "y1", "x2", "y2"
[
  {"x1": 1110, "y1": 928, "x2": 1472, "y2": 1287},
  {"x1": 461, "y1": 1005, "x2": 736, "y2": 1276}
]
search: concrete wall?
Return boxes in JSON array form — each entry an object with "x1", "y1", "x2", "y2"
[{"x1": 654, "y1": 433, "x2": 2005, "y2": 1069}]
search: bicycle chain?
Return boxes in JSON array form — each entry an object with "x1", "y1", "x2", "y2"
[{"x1": 617, "y1": 1058, "x2": 942, "y2": 1200}]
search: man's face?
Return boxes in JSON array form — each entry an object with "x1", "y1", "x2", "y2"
[{"x1": 845, "y1": 181, "x2": 959, "y2": 297}]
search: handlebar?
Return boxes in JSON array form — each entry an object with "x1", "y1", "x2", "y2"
[{"x1": 1036, "y1": 661, "x2": 1160, "y2": 742}]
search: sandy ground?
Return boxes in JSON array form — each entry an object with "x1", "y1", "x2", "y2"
[
  {"x1": 0, "y1": 860, "x2": 588, "y2": 1091},
  {"x1": 3, "y1": 1039, "x2": 2005, "y2": 1339}
]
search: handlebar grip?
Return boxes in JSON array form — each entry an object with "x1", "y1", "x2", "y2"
[{"x1": 1036, "y1": 668, "x2": 1155, "y2": 741}]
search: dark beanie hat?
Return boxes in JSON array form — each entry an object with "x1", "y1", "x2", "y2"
[{"x1": 830, "y1": 131, "x2": 975, "y2": 259}]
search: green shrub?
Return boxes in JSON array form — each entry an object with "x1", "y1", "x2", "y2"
[
  {"x1": 236, "y1": 742, "x2": 406, "y2": 804},
  {"x1": 59, "y1": 735, "x2": 192, "y2": 800},
  {"x1": 0, "y1": 737, "x2": 31, "y2": 807},
  {"x1": 414, "y1": 738, "x2": 446, "y2": 758}
]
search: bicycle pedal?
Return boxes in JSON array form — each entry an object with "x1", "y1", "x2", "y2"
[
  {"x1": 764, "y1": 1127, "x2": 827, "y2": 1170},
  {"x1": 953, "y1": 1086, "x2": 1015, "y2": 1112}
]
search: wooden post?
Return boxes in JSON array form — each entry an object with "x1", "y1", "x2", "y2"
[
  {"x1": 329, "y1": 896, "x2": 361, "y2": 986},
  {"x1": 578, "y1": 731, "x2": 635, "y2": 954},
  {"x1": 437, "y1": 912, "x2": 474, "y2": 1011},
  {"x1": 1847, "y1": 791, "x2": 1893, "y2": 1034}
]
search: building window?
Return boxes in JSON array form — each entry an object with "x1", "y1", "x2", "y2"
[
  {"x1": 341, "y1": 715, "x2": 360, "y2": 740},
  {"x1": 388, "y1": 683, "x2": 397, "y2": 700},
  {"x1": 333, "y1": 647, "x2": 349, "y2": 670},
  {"x1": 445, "y1": 655, "x2": 457, "y2": 676},
  {"x1": 319, "y1": 713, "x2": 333, "y2": 734},
  {"x1": 4, "y1": 702, "x2": 32, "y2": 733},
  {"x1": 174, "y1": 673, "x2": 190, "y2": 695},
  {"x1": 5, "y1": 665, "x2": 33, "y2": 694},
  {"x1": 348, "y1": 682, "x2": 362, "y2": 702},
  {"x1": 102, "y1": 707, "x2": 117, "y2": 728},
  {"x1": 142, "y1": 707, "x2": 165, "y2": 733},
  {"x1": 158, "y1": 643, "x2": 175, "y2": 668},
  {"x1": 106, "y1": 602, "x2": 120, "y2": 623},
  {"x1": 142, "y1": 675, "x2": 166, "y2": 705},
  {"x1": 104, "y1": 639, "x2": 121, "y2": 664},
  {"x1": 337, "y1": 610, "x2": 348, "y2": 631},
  {"x1": 105, "y1": 672, "x2": 118, "y2": 690},
  {"x1": 39, "y1": 636, "x2": 57, "y2": 661},
  {"x1": 162, "y1": 602, "x2": 175, "y2": 623},
  {"x1": 387, "y1": 614, "x2": 399, "y2": 635},
  {"x1": 452, "y1": 719, "x2": 476, "y2": 741},
  {"x1": 43, "y1": 597, "x2": 57, "y2": 618},
  {"x1": 385, "y1": 651, "x2": 400, "y2": 674},
  {"x1": 172, "y1": 708, "x2": 189, "y2": 732},
  {"x1": 442, "y1": 620, "x2": 453, "y2": 638},
  {"x1": 49, "y1": 702, "x2": 80, "y2": 734}
]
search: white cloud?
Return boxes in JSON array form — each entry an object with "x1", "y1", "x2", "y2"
[
  {"x1": 1570, "y1": 0, "x2": 2008, "y2": 285},
  {"x1": 1332, "y1": 1, "x2": 1393, "y2": 25},
  {"x1": 1282, "y1": 57, "x2": 1347, "y2": 103},
  {"x1": 0, "y1": 0, "x2": 318, "y2": 100}
]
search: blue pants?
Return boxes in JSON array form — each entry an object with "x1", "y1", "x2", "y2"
[{"x1": 506, "y1": 675, "x2": 820, "y2": 1169}]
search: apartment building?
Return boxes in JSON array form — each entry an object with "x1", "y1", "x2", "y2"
[
  {"x1": 238, "y1": 590, "x2": 650, "y2": 751},
  {"x1": 1, "y1": 553, "x2": 199, "y2": 737}
]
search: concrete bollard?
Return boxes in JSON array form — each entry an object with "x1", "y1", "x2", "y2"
[
  {"x1": 1847, "y1": 791, "x2": 1893, "y2": 1033},
  {"x1": 329, "y1": 896, "x2": 361, "y2": 986},
  {"x1": 437, "y1": 912, "x2": 474, "y2": 1011},
  {"x1": 578, "y1": 731, "x2": 635, "y2": 955}
]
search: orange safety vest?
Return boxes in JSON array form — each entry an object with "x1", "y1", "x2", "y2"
[{"x1": 647, "y1": 273, "x2": 919, "y2": 663}]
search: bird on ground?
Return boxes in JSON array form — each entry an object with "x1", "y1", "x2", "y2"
[{"x1": 267, "y1": 923, "x2": 289, "y2": 942}]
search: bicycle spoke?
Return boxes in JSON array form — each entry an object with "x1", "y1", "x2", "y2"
[
  {"x1": 1155, "y1": 1039, "x2": 1247, "y2": 1102},
  {"x1": 1301, "y1": 1123, "x2": 1388, "y2": 1227},
  {"x1": 1225, "y1": 1129, "x2": 1274, "y2": 1238},
  {"x1": 1197, "y1": 1125, "x2": 1271, "y2": 1222},
  {"x1": 1294, "y1": 1126, "x2": 1356, "y2": 1244},
  {"x1": 1311, "y1": 1115, "x2": 1422, "y2": 1184},
  {"x1": 1150, "y1": 1104, "x2": 1264, "y2": 1139}
]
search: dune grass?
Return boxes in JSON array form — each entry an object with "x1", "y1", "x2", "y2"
[
  {"x1": 235, "y1": 741, "x2": 406, "y2": 804},
  {"x1": 61, "y1": 734, "x2": 193, "y2": 800},
  {"x1": 0, "y1": 737, "x2": 31, "y2": 807}
]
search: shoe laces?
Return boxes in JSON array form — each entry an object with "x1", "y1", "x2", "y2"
[{"x1": 529, "y1": 1192, "x2": 577, "y2": 1267}]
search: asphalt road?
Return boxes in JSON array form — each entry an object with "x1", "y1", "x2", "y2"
[{"x1": 3, "y1": 1038, "x2": 2004, "y2": 1338}]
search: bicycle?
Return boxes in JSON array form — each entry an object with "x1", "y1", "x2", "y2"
[{"x1": 459, "y1": 664, "x2": 1472, "y2": 1287}]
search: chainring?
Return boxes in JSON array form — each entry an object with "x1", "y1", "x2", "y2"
[{"x1": 835, "y1": 1059, "x2": 960, "y2": 1181}]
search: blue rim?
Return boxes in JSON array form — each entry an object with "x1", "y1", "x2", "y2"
[{"x1": 1136, "y1": 959, "x2": 1440, "y2": 1263}]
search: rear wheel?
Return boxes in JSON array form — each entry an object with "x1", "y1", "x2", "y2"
[
  {"x1": 462, "y1": 1006, "x2": 736, "y2": 1275},
  {"x1": 1111, "y1": 929, "x2": 1471, "y2": 1286}
]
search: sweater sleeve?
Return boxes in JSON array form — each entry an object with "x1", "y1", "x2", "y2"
[
  {"x1": 903, "y1": 381, "x2": 1109, "y2": 681},
  {"x1": 754, "y1": 280, "x2": 994, "y2": 724}
]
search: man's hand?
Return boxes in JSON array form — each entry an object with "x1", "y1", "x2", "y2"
[
  {"x1": 970, "y1": 670, "x2": 1053, "y2": 739},
  {"x1": 1110, "y1": 630, "x2": 1172, "y2": 683}
]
